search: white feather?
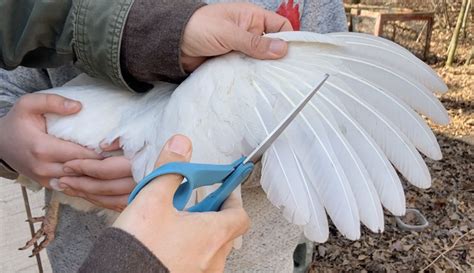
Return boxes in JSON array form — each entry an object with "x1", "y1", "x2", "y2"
[
  {"x1": 274, "y1": 59, "x2": 442, "y2": 160},
  {"x1": 328, "y1": 32, "x2": 448, "y2": 93},
  {"x1": 260, "y1": 67, "x2": 383, "y2": 232},
  {"x1": 306, "y1": 54, "x2": 449, "y2": 125},
  {"x1": 253, "y1": 71, "x2": 360, "y2": 239},
  {"x1": 253, "y1": 106, "x2": 310, "y2": 225},
  {"x1": 317, "y1": 94, "x2": 406, "y2": 216}
]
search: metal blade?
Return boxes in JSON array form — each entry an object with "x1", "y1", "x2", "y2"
[{"x1": 244, "y1": 74, "x2": 329, "y2": 164}]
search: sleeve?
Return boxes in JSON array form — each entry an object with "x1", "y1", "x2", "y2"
[
  {"x1": 300, "y1": 0, "x2": 348, "y2": 33},
  {"x1": 78, "y1": 227, "x2": 169, "y2": 273},
  {"x1": 0, "y1": 67, "x2": 53, "y2": 117},
  {"x1": 120, "y1": 0, "x2": 206, "y2": 90},
  {"x1": 0, "y1": 0, "x2": 204, "y2": 92},
  {"x1": 0, "y1": 159, "x2": 18, "y2": 180}
]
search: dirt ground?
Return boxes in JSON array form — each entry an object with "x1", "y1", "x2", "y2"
[{"x1": 310, "y1": 1, "x2": 473, "y2": 272}]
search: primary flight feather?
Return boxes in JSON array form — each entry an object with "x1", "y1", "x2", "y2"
[{"x1": 18, "y1": 31, "x2": 449, "y2": 251}]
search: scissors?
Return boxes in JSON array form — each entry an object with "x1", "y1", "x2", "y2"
[{"x1": 128, "y1": 74, "x2": 329, "y2": 212}]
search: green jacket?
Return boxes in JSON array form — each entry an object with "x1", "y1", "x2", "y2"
[
  {"x1": 0, "y1": 0, "x2": 204, "y2": 92},
  {"x1": 0, "y1": 0, "x2": 204, "y2": 178}
]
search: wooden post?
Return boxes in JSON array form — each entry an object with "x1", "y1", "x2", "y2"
[
  {"x1": 446, "y1": 0, "x2": 469, "y2": 66},
  {"x1": 461, "y1": 0, "x2": 471, "y2": 38},
  {"x1": 424, "y1": 16, "x2": 434, "y2": 60},
  {"x1": 374, "y1": 14, "x2": 384, "y2": 36}
]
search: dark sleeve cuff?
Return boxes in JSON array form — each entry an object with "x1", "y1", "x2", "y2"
[
  {"x1": 121, "y1": 0, "x2": 206, "y2": 90},
  {"x1": 79, "y1": 227, "x2": 169, "y2": 273},
  {"x1": 0, "y1": 159, "x2": 18, "y2": 180}
]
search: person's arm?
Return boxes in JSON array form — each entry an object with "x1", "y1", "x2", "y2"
[
  {"x1": 0, "y1": 67, "x2": 136, "y2": 210},
  {"x1": 0, "y1": 1, "x2": 291, "y2": 92},
  {"x1": 79, "y1": 227, "x2": 169, "y2": 273},
  {"x1": 0, "y1": 0, "x2": 205, "y2": 92},
  {"x1": 0, "y1": 1, "x2": 292, "y2": 208},
  {"x1": 80, "y1": 135, "x2": 249, "y2": 273}
]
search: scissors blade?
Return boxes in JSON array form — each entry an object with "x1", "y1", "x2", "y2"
[{"x1": 244, "y1": 74, "x2": 329, "y2": 164}]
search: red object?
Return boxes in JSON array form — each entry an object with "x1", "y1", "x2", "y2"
[{"x1": 276, "y1": 0, "x2": 301, "y2": 31}]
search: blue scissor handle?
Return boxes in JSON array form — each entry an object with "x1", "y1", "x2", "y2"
[{"x1": 127, "y1": 156, "x2": 254, "y2": 212}]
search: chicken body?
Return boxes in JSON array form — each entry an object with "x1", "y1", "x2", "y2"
[{"x1": 18, "y1": 32, "x2": 449, "y2": 254}]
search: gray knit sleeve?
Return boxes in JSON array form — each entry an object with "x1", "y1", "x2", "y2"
[
  {"x1": 79, "y1": 227, "x2": 169, "y2": 273},
  {"x1": 0, "y1": 67, "x2": 52, "y2": 117},
  {"x1": 300, "y1": 0, "x2": 348, "y2": 33}
]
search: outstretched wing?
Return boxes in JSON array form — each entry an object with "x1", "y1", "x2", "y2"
[
  {"x1": 42, "y1": 31, "x2": 448, "y2": 243},
  {"x1": 152, "y1": 31, "x2": 447, "y2": 241}
]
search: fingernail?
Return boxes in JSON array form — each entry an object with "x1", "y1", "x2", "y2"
[
  {"x1": 269, "y1": 39, "x2": 287, "y2": 55},
  {"x1": 63, "y1": 166, "x2": 75, "y2": 174},
  {"x1": 49, "y1": 179, "x2": 68, "y2": 191},
  {"x1": 64, "y1": 100, "x2": 80, "y2": 110},
  {"x1": 167, "y1": 135, "x2": 191, "y2": 156}
]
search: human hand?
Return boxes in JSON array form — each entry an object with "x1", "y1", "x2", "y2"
[
  {"x1": 0, "y1": 94, "x2": 100, "y2": 187},
  {"x1": 113, "y1": 134, "x2": 250, "y2": 273},
  {"x1": 181, "y1": 2, "x2": 293, "y2": 71},
  {"x1": 58, "y1": 140, "x2": 135, "y2": 212}
]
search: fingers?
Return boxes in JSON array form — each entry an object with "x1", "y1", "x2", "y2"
[
  {"x1": 139, "y1": 135, "x2": 193, "y2": 207},
  {"x1": 31, "y1": 162, "x2": 71, "y2": 181},
  {"x1": 43, "y1": 135, "x2": 101, "y2": 162},
  {"x1": 154, "y1": 135, "x2": 193, "y2": 168},
  {"x1": 71, "y1": 192, "x2": 129, "y2": 212},
  {"x1": 181, "y1": 54, "x2": 207, "y2": 73},
  {"x1": 262, "y1": 9, "x2": 294, "y2": 32},
  {"x1": 230, "y1": 25, "x2": 288, "y2": 60},
  {"x1": 16, "y1": 93, "x2": 81, "y2": 116},
  {"x1": 59, "y1": 176, "x2": 135, "y2": 196},
  {"x1": 100, "y1": 139, "x2": 121, "y2": 152},
  {"x1": 64, "y1": 156, "x2": 132, "y2": 179}
]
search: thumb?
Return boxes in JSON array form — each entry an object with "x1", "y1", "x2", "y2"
[
  {"x1": 150, "y1": 134, "x2": 193, "y2": 205},
  {"x1": 20, "y1": 93, "x2": 82, "y2": 116},
  {"x1": 231, "y1": 27, "x2": 288, "y2": 60}
]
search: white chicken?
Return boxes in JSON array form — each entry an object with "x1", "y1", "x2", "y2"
[{"x1": 18, "y1": 31, "x2": 449, "y2": 255}]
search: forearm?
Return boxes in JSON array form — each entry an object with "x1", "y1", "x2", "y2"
[
  {"x1": 0, "y1": 0, "x2": 204, "y2": 92},
  {"x1": 0, "y1": 0, "x2": 75, "y2": 69},
  {"x1": 78, "y1": 227, "x2": 169, "y2": 273},
  {"x1": 0, "y1": 0, "x2": 133, "y2": 89}
]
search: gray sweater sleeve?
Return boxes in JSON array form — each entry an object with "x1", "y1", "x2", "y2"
[
  {"x1": 300, "y1": 0, "x2": 347, "y2": 33},
  {"x1": 78, "y1": 227, "x2": 169, "y2": 273},
  {"x1": 0, "y1": 67, "x2": 52, "y2": 117}
]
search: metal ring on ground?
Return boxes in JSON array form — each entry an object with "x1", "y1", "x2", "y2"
[{"x1": 395, "y1": 208, "x2": 429, "y2": 232}]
